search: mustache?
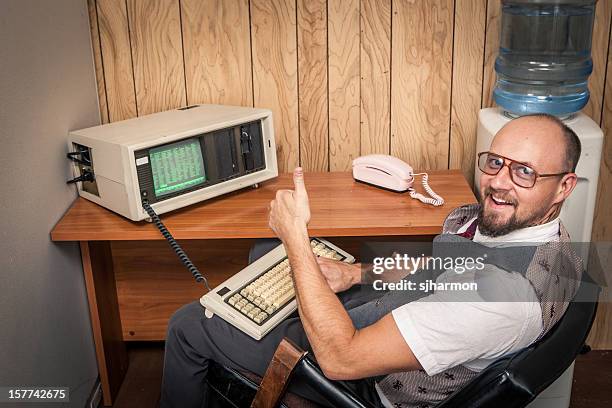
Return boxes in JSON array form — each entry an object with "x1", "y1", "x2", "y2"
[{"x1": 484, "y1": 187, "x2": 518, "y2": 206}]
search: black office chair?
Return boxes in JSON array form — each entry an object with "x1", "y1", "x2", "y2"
[{"x1": 205, "y1": 272, "x2": 599, "y2": 408}]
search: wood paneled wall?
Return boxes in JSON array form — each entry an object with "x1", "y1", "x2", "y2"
[{"x1": 87, "y1": 0, "x2": 612, "y2": 348}]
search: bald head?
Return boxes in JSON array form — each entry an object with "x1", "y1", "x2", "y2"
[{"x1": 502, "y1": 114, "x2": 581, "y2": 173}]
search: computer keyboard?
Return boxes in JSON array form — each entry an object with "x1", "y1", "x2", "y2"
[{"x1": 200, "y1": 238, "x2": 355, "y2": 340}]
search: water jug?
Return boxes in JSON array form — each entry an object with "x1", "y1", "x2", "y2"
[{"x1": 494, "y1": 0, "x2": 596, "y2": 117}]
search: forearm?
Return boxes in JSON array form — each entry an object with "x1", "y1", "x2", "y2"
[{"x1": 284, "y1": 229, "x2": 358, "y2": 373}]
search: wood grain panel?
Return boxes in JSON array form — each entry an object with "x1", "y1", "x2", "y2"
[
  {"x1": 87, "y1": 0, "x2": 109, "y2": 124},
  {"x1": 391, "y1": 0, "x2": 453, "y2": 170},
  {"x1": 328, "y1": 0, "x2": 360, "y2": 171},
  {"x1": 181, "y1": 0, "x2": 253, "y2": 107},
  {"x1": 251, "y1": 0, "x2": 299, "y2": 172},
  {"x1": 592, "y1": 30, "x2": 612, "y2": 244},
  {"x1": 587, "y1": 23, "x2": 612, "y2": 350},
  {"x1": 587, "y1": 286, "x2": 612, "y2": 350},
  {"x1": 481, "y1": 0, "x2": 501, "y2": 108},
  {"x1": 360, "y1": 0, "x2": 391, "y2": 155},
  {"x1": 97, "y1": 0, "x2": 137, "y2": 121},
  {"x1": 113, "y1": 239, "x2": 254, "y2": 340},
  {"x1": 127, "y1": 0, "x2": 186, "y2": 115},
  {"x1": 584, "y1": 0, "x2": 612, "y2": 124},
  {"x1": 449, "y1": 0, "x2": 487, "y2": 186},
  {"x1": 297, "y1": 0, "x2": 329, "y2": 171}
]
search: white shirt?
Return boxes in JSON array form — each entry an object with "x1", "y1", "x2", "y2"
[{"x1": 377, "y1": 218, "x2": 560, "y2": 406}]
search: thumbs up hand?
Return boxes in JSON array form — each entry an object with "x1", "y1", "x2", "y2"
[{"x1": 268, "y1": 168, "x2": 311, "y2": 244}]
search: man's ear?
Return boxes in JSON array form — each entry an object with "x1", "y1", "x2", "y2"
[{"x1": 553, "y1": 173, "x2": 578, "y2": 204}]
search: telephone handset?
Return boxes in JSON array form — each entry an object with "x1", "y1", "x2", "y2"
[{"x1": 352, "y1": 154, "x2": 444, "y2": 206}]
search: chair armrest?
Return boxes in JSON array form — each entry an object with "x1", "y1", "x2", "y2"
[
  {"x1": 251, "y1": 338, "x2": 308, "y2": 408},
  {"x1": 293, "y1": 356, "x2": 377, "y2": 408}
]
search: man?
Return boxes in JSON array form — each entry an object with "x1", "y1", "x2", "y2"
[{"x1": 160, "y1": 114, "x2": 582, "y2": 407}]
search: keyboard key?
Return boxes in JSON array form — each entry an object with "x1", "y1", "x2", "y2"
[
  {"x1": 254, "y1": 312, "x2": 267, "y2": 324},
  {"x1": 273, "y1": 288, "x2": 295, "y2": 308}
]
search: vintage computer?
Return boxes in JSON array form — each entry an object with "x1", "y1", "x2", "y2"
[{"x1": 67, "y1": 104, "x2": 278, "y2": 221}]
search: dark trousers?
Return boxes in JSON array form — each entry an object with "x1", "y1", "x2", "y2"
[{"x1": 160, "y1": 240, "x2": 434, "y2": 408}]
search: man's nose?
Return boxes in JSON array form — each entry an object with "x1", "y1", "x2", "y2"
[{"x1": 489, "y1": 164, "x2": 514, "y2": 190}]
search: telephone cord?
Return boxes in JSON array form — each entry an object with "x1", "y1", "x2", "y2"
[
  {"x1": 409, "y1": 173, "x2": 445, "y2": 206},
  {"x1": 142, "y1": 201, "x2": 211, "y2": 291}
]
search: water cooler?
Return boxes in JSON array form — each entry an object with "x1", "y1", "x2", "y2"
[{"x1": 475, "y1": 1, "x2": 604, "y2": 406}]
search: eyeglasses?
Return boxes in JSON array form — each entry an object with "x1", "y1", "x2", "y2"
[{"x1": 477, "y1": 152, "x2": 569, "y2": 188}]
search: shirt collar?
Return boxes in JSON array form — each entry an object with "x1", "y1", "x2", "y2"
[{"x1": 473, "y1": 217, "x2": 560, "y2": 247}]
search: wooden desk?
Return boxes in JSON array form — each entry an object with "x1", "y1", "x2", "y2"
[{"x1": 51, "y1": 170, "x2": 476, "y2": 405}]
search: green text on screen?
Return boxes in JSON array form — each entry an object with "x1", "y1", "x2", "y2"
[{"x1": 150, "y1": 138, "x2": 206, "y2": 197}]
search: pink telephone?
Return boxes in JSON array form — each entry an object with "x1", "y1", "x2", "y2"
[{"x1": 352, "y1": 154, "x2": 444, "y2": 206}]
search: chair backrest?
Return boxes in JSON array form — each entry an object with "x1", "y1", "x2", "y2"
[{"x1": 437, "y1": 274, "x2": 600, "y2": 408}]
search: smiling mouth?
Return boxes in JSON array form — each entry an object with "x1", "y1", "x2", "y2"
[{"x1": 488, "y1": 194, "x2": 516, "y2": 207}]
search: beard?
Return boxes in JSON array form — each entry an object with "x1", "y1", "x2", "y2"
[{"x1": 477, "y1": 188, "x2": 552, "y2": 238}]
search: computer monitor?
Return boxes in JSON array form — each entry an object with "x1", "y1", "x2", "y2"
[{"x1": 149, "y1": 138, "x2": 207, "y2": 197}]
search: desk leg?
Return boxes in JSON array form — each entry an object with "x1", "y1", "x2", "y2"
[{"x1": 80, "y1": 241, "x2": 128, "y2": 406}]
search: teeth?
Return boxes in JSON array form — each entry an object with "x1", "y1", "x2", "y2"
[{"x1": 492, "y1": 196, "x2": 508, "y2": 204}]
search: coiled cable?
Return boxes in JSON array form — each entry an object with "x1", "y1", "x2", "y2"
[
  {"x1": 409, "y1": 173, "x2": 445, "y2": 206},
  {"x1": 142, "y1": 201, "x2": 211, "y2": 291}
]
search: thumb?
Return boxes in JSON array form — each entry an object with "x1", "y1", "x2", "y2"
[
  {"x1": 293, "y1": 167, "x2": 307, "y2": 199},
  {"x1": 293, "y1": 167, "x2": 311, "y2": 224}
]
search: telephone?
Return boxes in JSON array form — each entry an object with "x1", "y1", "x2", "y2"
[{"x1": 352, "y1": 154, "x2": 444, "y2": 206}]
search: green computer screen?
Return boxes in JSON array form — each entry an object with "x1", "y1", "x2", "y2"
[{"x1": 150, "y1": 138, "x2": 206, "y2": 197}]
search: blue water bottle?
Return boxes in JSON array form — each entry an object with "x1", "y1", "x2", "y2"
[{"x1": 494, "y1": 0, "x2": 596, "y2": 117}]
